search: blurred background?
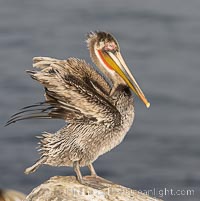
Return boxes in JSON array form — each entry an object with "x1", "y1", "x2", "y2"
[{"x1": 0, "y1": 0, "x2": 200, "y2": 200}]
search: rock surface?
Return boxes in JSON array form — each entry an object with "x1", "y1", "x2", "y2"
[
  {"x1": 25, "y1": 176, "x2": 163, "y2": 201},
  {"x1": 0, "y1": 189, "x2": 26, "y2": 201}
]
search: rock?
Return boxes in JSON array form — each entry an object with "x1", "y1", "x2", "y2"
[
  {"x1": 0, "y1": 189, "x2": 26, "y2": 201},
  {"x1": 25, "y1": 176, "x2": 163, "y2": 201}
]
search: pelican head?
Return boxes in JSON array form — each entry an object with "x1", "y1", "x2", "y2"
[{"x1": 87, "y1": 31, "x2": 150, "y2": 108}]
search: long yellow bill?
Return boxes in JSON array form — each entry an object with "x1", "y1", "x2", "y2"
[{"x1": 98, "y1": 50, "x2": 150, "y2": 108}]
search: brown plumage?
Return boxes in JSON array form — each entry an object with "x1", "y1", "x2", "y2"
[{"x1": 7, "y1": 31, "x2": 150, "y2": 188}]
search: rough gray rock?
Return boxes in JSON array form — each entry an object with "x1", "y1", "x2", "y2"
[{"x1": 25, "y1": 176, "x2": 163, "y2": 201}]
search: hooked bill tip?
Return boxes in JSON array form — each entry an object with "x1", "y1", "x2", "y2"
[{"x1": 146, "y1": 102, "x2": 150, "y2": 108}]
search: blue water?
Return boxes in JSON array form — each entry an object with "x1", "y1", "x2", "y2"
[{"x1": 1, "y1": 1, "x2": 200, "y2": 200}]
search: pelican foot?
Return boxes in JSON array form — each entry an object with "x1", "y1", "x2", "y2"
[
  {"x1": 85, "y1": 175, "x2": 113, "y2": 184},
  {"x1": 80, "y1": 176, "x2": 107, "y2": 189}
]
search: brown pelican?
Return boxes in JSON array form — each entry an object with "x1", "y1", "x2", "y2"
[{"x1": 7, "y1": 31, "x2": 150, "y2": 188}]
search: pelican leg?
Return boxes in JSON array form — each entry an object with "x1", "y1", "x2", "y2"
[
  {"x1": 88, "y1": 163, "x2": 97, "y2": 176},
  {"x1": 87, "y1": 163, "x2": 113, "y2": 185},
  {"x1": 73, "y1": 161, "x2": 106, "y2": 189},
  {"x1": 73, "y1": 161, "x2": 83, "y2": 183}
]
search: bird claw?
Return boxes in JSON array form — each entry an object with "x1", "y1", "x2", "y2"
[
  {"x1": 85, "y1": 175, "x2": 113, "y2": 184},
  {"x1": 80, "y1": 176, "x2": 112, "y2": 189},
  {"x1": 81, "y1": 178, "x2": 106, "y2": 190}
]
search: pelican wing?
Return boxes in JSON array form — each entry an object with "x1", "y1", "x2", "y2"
[
  {"x1": 33, "y1": 57, "x2": 111, "y2": 96},
  {"x1": 6, "y1": 58, "x2": 120, "y2": 126}
]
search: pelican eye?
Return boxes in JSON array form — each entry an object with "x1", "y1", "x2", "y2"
[
  {"x1": 102, "y1": 48, "x2": 117, "y2": 54},
  {"x1": 103, "y1": 41, "x2": 118, "y2": 53},
  {"x1": 110, "y1": 49, "x2": 118, "y2": 54}
]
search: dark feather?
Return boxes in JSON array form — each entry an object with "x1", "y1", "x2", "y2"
[{"x1": 6, "y1": 57, "x2": 121, "y2": 126}]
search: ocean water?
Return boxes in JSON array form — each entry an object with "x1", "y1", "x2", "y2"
[{"x1": 1, "y1": 0, "x2": 200, "y2": 200}]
